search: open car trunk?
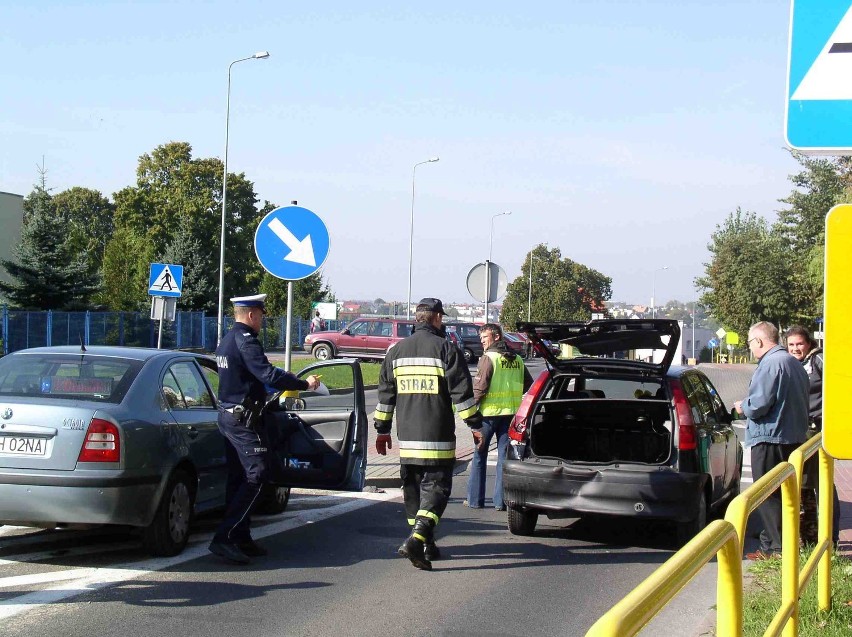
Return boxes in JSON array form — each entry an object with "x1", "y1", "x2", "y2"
[{"x1": 529, "y1": 396, "x2": 673, "y2": 465}]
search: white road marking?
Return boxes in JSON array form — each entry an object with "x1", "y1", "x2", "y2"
[{"x1": 0, "y1": 489, "x2": 399, "y2": 621}]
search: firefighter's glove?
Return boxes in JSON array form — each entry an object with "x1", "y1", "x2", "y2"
[
  {"x1": 464, "y1": 412, "x2": 483, "y2": 429},
  {"x1": 375, "y1": 433, "x2": 393, "y2": 455}
]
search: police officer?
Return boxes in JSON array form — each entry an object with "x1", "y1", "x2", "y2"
[
  {"x1": 374, "y1": 297, "x2": 482, "y2": 571},
  {"x1": 210, "y1": 293, "x2": 320, "y2": 564},
  {"x1": 466, "y1": 323, "x2": 533, "y2": 510}
]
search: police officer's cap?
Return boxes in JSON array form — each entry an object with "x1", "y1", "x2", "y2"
[
  {"x1": 230, "y1": 293, "x2": 267, "y2": 312},
  {"x1": 417, "y1": 297, "x2": 447, "y2": 315}
]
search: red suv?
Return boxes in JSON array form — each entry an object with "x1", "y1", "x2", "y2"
[{"x1": 304, "y1": 318, "x2": 414, "y2": 362}]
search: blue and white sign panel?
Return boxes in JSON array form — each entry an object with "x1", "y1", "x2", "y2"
[
  {"x1": 254, "y1": 205, "x2": 330, "y2": 280},
  {"x1": 786, "y1": 1, "x2": 852, "y2": 153},
  {"x1": 148, "y1": 263, "x2": 183, "y2": 297},
  {"x1": 708, "y1": 337, "x2": 720, "y2": 349}
]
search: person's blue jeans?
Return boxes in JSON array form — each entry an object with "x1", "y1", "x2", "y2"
[{"x1": 466, "y1": 416, "x2": 511, "y2": 509}]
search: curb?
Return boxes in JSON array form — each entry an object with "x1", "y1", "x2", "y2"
[{"x1": 363, "y1": 457, "x2": 472, "y2": 489}]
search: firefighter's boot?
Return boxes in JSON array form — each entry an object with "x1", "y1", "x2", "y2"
[
  {"x1": 424, "y1": 539, "x2": 441, "y2": 561},
  {"x1": 398, "y1": 517, "x2": 433, "y2": 571}
]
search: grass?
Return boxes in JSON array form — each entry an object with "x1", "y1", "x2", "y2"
[
  {"x1": 742, "y1": 549, "x2": 852, "y2": 636},
  {"x1": 274, "y1": 358, "x2": 381, "y2": 388}
]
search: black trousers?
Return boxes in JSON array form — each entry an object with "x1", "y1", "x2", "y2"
[
  {"x1": 400, "y1": 463, "x2": 454, "y2": 529},
  {"x1": 213, "y1": 412, "x2": 268, "y2": 544},
  {"x1": 751, "y1": 442, "x2": 799, "y2": 552}
]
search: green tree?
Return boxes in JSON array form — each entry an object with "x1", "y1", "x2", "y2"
[
  {"x1": 499, "y1": 244, "x2": 612, "y2": 330},
  {"x1": 696, "y1": 208, "x2": 794, "y2": 336},
  {"x1": 0, "y1": 172, "x2": 99, "y2": 309},
  {"x1": 158, "y1": 216, "x2": 218, "y2": 312},
  {"x1": 113, "y1": 141, "x2": 260, "y2": 312},
  {"x1": 96, "y1": 227, "x2": 150, "y2": 311},
  {"x1": 52, "y1": 187, "x2": 115, "y2": 272}
]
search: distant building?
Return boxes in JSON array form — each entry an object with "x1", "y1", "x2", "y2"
[{"x1": 0, "y1": 191, "x2": 24, "y2": 292}]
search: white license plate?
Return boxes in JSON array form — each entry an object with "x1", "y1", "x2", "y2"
[{"x1": 0, "y1": 436, "x2": 47, "y2": 456}]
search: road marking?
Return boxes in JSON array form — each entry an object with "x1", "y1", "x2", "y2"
[{"x1": 0, "y1": 490, "x2": 399, "y2": 621}]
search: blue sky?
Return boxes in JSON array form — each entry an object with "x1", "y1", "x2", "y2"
[{"x1": 1, "y1": 1, "x2": 801, "y2": 306}]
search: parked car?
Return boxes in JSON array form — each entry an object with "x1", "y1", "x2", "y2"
[
  {"x1": 444, "y1": 322, "x2": 484, "y2": 364},
  {"x1": 502, "y1": 332, "x2": 528, "y2": 358},
  {"x1": 304, "y1": 317, "x2": 414, "y2": 362},
  {"x1": 503, "y1": 319, "x2": 742, "y2": 544},
  {"x1": 0, "y1": 346, "x2": 367, "y2": 556}
]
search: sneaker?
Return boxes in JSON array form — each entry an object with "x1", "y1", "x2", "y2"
[
  {"x1": 745, "y1": 549, "x2": 781, "y2": 561},
  {"x1": 463, "y1": 500, "x2": 483, "y2": 509},
  {"x1": 209, "y1": 540, "x2": 251, "y2": 564},
  {"x1": 495, "y1": 505, "x2": 507, "y2": 511},
  {"x1": 238, "y1": 540, "x2": 268, "y2": 557}
]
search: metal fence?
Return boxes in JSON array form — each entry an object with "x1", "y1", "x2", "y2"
[{"x1": 0, "y1": 306, "x2": 340, "y2": 354}]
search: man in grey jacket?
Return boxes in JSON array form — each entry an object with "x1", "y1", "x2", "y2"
[{"x1": 734, "y1": 321, "x2": 809, "y2": 559}]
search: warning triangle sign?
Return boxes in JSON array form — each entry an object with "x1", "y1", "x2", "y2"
[
  {"x1": 150, "y1": 265, "x2": 178, "y2": 293},
  {"x1": 792, "y1": 6, "x2": 852, "y2": 100}
]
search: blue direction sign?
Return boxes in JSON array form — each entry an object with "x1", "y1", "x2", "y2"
[
  {"x1": 148, "y1": 263, "x2": 183, "y2": 297},
  {"x1": 708, "y1": 337, "x2": 720, "y2": 349},
  {"x1": 786, "y1": 1, "x2": 852, "y2": 152},
  {"x1": 254, "y1": 205, "x2": 330, "y2": 280}
]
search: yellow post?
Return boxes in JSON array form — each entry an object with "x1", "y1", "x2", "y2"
[
  {"x1": 716, "y1": 528, "x2": 744, "y2": 637},
  {"x1": 818, "y1": 447, "x2": 834, "y2": 611},
  {"x1": 781, "y1": 476, "x2": 800, "y2": 637}
]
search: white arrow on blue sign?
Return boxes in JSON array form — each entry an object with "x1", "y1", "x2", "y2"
[
  {"x1": 708, "y1": 337, "x2": 720, "y2": 349},
  {"x1": 149, "y1": 263, "x2": 183, "y2": 298},
  {"x1": 254, "y1": 205, "x2": 330, "y2": 280},
  {"x1": 786, "y1": 0, "x2": 852, "y2": 153}
]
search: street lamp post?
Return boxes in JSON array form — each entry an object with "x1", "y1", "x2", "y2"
[
  {"x1": 216, "y1": 51, "x2": 270, "y2": 344},
  {"x1": 406, "y1": 157, "x2": 439, "y2": 319},
  {"x1": 527, "y1": 253, "x2": 535, "y2": 322},
  {"x1": 485, "y1": 211, "x2": 511, "y2": 322},
  {"x1": 651, "y1": 266, "x2": 668, "y2": 319}
]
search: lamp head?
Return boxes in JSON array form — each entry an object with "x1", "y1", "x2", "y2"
[
  {"x1": 253, "y1": 51, "x2": 271, "y2": 59},
  {"x1": 428, "y1": 157, "x2": 439, "y2": 162}
]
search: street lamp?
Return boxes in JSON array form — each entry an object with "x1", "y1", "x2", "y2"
[
  {"x1": 406, "y1": 157, "x2": 439, "y2": 319},
  {"x1": 527, "y1": 253, "x2": 535, "y2": 322},
  {"x1": 484, "y1": 211, "x2": 511, "y2": 322},
  {"x1": 651, "y1": 266, "x2": 668, "y2": 319},
  {"x1": 216, "y1": 51, "x2": 270, "y2": 344}
]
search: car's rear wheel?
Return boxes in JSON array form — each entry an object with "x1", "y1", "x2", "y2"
[
  {"x1": 463, "y1": 348, "x2": 475, "y2": 364},
  {"x1": 312, "y1": 343, "x2": 333, "y2": 361},
  {"x1": 142, "y1": 469, "x2": 194, "y2": 556},
  {"x1": 254, "y1": 485, "x2": 291, "y2": 515},
  {"x1": 507, "y1": 505, "x2": 538, "y2": 536},
  {"x1": 675, "y1": 493, "x2": 707, "y2": 546}
]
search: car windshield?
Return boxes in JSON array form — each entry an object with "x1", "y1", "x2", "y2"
[{"x1": 0, "y1": 353, "x2": 143, "y2": 403}]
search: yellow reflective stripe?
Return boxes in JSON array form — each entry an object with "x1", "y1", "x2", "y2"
[
  {"x1": 407, "y1": 518, "x2": 416, "y2": 526},
  {"x1": 455, "y1": 397, "x2": 477, "y2": 412},
  {"x1": 399, "y1": 449, "x2": 456, "y2": 459},
  {"x1": 373, "y1": 410, "x2": 393, "y2": 422},
  {"x1": 398, "y1": 440, "x2": 455, "y2": 450},
  {"x1": 393, "y1": 365, "x2": 443, "y2": 377},
  {"x1": 457, "y1": 404, "x2": 479, "y2": 420},
  {"x1": 417, "y1": 510, "x2": 440, "y2": 524},
  {"x1": 375, "y1": 402, "x2": 394, "y2": 413},
  {"x1": 413, "y1": 532, "x2": 426, "y2": 541}
]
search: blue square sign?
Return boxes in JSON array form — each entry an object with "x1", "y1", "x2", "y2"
[
  {"x1": 786, "y1": 1, "x2": 852, "y2": 153},
  {"x1": 148, "y1": 263, "x2": 183, "y2": 298}
]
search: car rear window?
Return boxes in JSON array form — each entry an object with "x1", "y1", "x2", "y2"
[
  {"x1": 0, "y1": 353, "x2": 143, "y2": 403},
  {"x1": 547, "y1": 374, "x2": 665, "y2": 400}
]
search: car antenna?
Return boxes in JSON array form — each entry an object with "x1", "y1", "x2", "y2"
[{"x1": 79, "y1": 332, "x2": 87, "y2": 353}]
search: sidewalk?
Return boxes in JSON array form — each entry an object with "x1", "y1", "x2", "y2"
[
  {"x1": 365, "y1": 414, "x2": 477, "y2": 487},
  {"x1": 834, "y1": 460, "x2": 852, "y2": 556}
]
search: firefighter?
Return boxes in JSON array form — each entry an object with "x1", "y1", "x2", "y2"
[
  {"x1": 374, "y1": 297, "x2": 482, "y2": 571},
  {"x1": 210, "y1": 293, "x2": 320, "y2": 564}
]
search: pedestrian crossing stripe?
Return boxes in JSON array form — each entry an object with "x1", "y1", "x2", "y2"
[
  {"x1": 792, "y1": 5, "x2": 852, "y2": 100},
  {"x1": 148, "y1": 263, "x2": 184, "y2": 298}
]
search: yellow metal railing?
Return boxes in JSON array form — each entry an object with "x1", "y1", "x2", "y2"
[{"x1": 585, "y1": 433, "x2": 835, "y2": 637}]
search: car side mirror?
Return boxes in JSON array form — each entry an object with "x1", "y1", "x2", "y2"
[{"x1": 342, "y1": 329, "x2": 350, "y2": 335}]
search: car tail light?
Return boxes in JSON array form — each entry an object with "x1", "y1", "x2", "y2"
[
  {"x1": 670, "y1": 381, "x2": 697, "y2": 450},
  {"x1": 509, "y1": 370, "x2": 550, "y2": 442},
  {"x1": 78, "y1": 418, "x2": 120, "y2": 463}
]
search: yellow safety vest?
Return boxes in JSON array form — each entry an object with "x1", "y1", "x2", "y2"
[{"x1": 480, "y1": 351, "x2": 525, "y2": 417}]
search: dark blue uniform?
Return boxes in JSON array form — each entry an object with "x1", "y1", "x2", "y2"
[{"x1": 213, "y1": 321, "x2": 308, "y2": 546}]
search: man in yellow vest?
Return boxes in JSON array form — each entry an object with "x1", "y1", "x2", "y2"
[{"x1": 466, "y1": 323, "x2": 533, "y2": 510}]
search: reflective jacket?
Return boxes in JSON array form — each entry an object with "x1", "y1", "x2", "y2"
[
  {"x1": 477, "y1": 349, "x2": 528, "y2": 417},
  {"x1": 374, "y1": 322, "x2": 479, "y2": 465}
]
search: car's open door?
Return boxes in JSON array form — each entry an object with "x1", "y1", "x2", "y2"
[{"x1": 264, "y1": 359, "x2": 367, "y2": 491}]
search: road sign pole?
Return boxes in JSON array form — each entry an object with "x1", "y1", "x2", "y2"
[
  {"x1": 156, "y1": 298, "x2": 165, "y2": 349},
  {"x1": 484, "y1": 260, "x2": 490, "y2": 323},
  {"x1": 284, "y1": 282, "x2": 294, "y2": 372}
]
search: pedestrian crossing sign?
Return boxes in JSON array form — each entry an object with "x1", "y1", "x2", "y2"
[
  {"x1": 148, "y1": 263, "x2": 183, "y2": 298},
  {"x1": 786, "y1": 0, "x2": 852, "y2": 153}
]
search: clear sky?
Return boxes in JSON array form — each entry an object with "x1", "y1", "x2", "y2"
[{"x1": 1, "y1": 1, "x2": 800, "y2": 306}]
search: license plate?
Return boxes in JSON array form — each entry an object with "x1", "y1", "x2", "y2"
[{"x1": 0, "y1": 436, "x2": 47, "y2": 456}]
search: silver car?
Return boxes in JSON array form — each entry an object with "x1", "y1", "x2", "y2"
[{"x1": 0, "y1": 346, "x2": 368, "y2": 555}]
